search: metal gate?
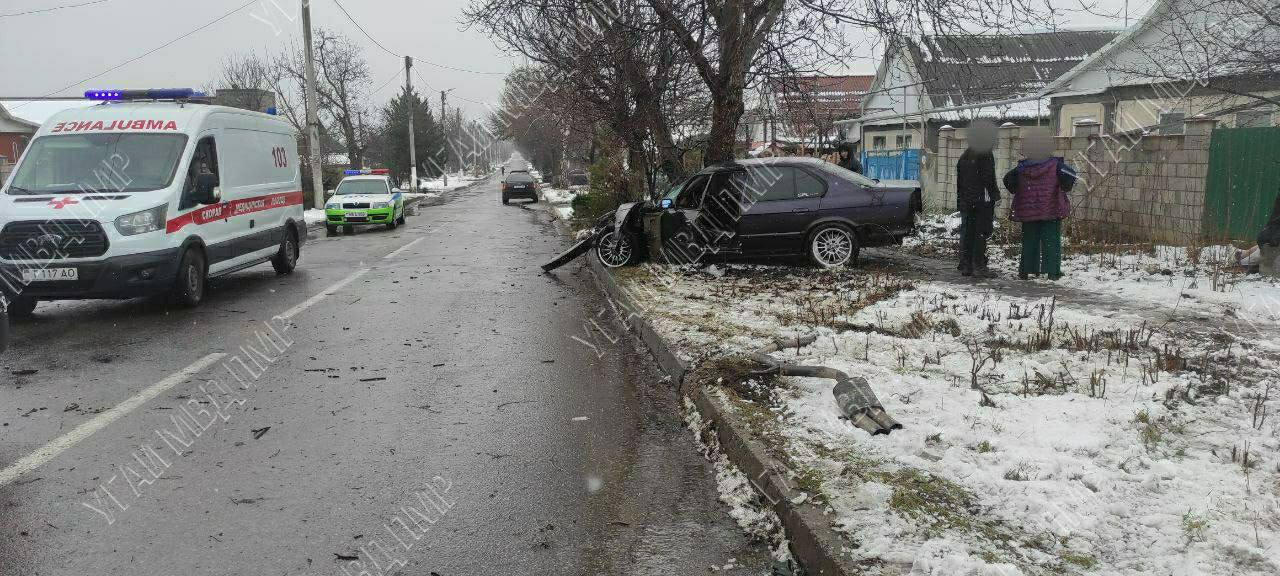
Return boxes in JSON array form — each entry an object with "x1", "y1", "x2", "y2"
[
  {"x1": 1203, "y1": 127, "x2": 1280, "y2": 241},
  {"x1": 861, "y1": 149, "x2": 921, "y2": 181}
]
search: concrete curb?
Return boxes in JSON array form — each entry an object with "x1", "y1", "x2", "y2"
[{"x1": 569, "y1": 227, "x2": 857, "y2": 576}]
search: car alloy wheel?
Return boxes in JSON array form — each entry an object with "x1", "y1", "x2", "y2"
[
  {"x1": 810, "y1": 226, "x2": 855, "y2": 268},
  {"x1": 596, "y1": 229, "x2": 635, "y2": 268}
]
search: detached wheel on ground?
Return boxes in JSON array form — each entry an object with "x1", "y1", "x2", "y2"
[
  {"x1": 271, "y1": 229, "x2": 299, "y2": 274},
  {"x1": 6, "y1": 296, "x2": 38, "y2": 319},
  {"x1": 171, "y1": 248, "x2": 207, "y2": 307},
  {"x1": 596, "y1": 229, "x2": 640, "y2": 268},
  {"x1": 808, "y1": 224, "x2": 858, "y2": 268}
]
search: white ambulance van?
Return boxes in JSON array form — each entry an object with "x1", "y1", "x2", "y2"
[{"x1": 0, "y1": 89, "x2": 305, "y2": 316}]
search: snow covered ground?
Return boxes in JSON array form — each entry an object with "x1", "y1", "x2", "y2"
[
  {"x1": 303, "y1": 208, "x2": 326, "y2": 227},
  {"x1": 418, "y1": 173, "x2": 482, "y2": 192},
  {"x1": 614, "y1": 249, "x2": 1280, "y2": 575},
  {"x1": 540, "y1": 187, "x2": 577, "y2": 220}
]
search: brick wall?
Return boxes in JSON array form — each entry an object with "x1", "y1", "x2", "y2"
[{"x1": 934, "y1": 118, "x2": 1215, "y2": 245}]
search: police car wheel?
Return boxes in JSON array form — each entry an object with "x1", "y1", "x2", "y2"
[
  {"x1": 173, "y1": 249, "x2": 206, "y2": 308},
  {"x1": 396, "y1": 213, "x2": 406, "y2": 225},
  {"x1": 271, "y1": 230, "x2": 299, "y2": 275},
  {"x1": 7, "y1": 297, "x2": 38, "y2": 319}
]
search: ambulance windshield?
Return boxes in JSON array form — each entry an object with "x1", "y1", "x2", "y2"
[{"x1": 6, "y1": 133, "x2": 188, "y2": 195}]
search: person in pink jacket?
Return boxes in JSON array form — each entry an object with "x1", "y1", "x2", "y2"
[{"x1": 1002, "y1": 128, "x2": 1078, "y2": 280}]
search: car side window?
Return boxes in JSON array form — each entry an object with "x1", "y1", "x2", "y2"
[
  {"x1": 676, "y1": 175, "x2": 709, "y2": 209},
  {"x1": 795, "y1": 168, "x2": 826, "y2": 198},
  {"x1": 181, "y1": 137, "x2": 218, "y2": 210},
  {"x1": 742, "y1": 167, "x2": 796, "y2": 202}
]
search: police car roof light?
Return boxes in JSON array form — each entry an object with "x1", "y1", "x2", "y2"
[{"x1": 343, "y1": 169, "x2": 390, "y2": 175}]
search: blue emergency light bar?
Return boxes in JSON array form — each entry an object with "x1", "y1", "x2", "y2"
[
  {"x1": 84, "y1": 88, "x2": 202, "y2": 101},
  {"x1": 344, "y1": 169, "x2": 390, "y2": 175}
]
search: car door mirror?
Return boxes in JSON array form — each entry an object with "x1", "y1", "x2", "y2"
[
  {"x1": 195, "y1": 172, "x2": 221, "y2": 204},
  {"x1": 326, "y1": 189, "x2": 335, "y2": 198}
]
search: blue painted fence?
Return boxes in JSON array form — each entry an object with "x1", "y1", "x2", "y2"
[{"x1": 861, "y1": 149, "x2": 921, "y2": 181}]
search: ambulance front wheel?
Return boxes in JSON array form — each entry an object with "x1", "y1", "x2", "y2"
[
  {"x1": 172, "y1": 248, "x2": 207, "y2": 308},
  {"x1": 271, "y1": 229, "x2": 299, "y2": 275},
  {"x1": 6, "y1": 297, "x2": 38, "y2": 319},
  {"x1": 326, "y1": 225, "x2": 338, "y2": 236}
]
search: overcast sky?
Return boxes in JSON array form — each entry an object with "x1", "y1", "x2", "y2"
[{"x1": 1, "y1": 0, "x2": 1155, "y2": 124}]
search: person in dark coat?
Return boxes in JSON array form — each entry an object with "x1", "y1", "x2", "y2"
[
  {"x1": 956, "y1": 121, "x2": 1000, "y2": 277},
  {"x1": 837, "y1": 142, "x2": 863, "y2": 174},
  {"x1": 1003, "y1": 127, "x2": 1077, "y2": 280}
]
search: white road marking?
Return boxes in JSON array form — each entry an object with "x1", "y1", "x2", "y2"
[
  {"x1": 276, "y1": 268, "x2": 370, "y2": 320},
  {"x1": 384, "y1": 237, "x2": 424, "y2": 260},
  {"x1": 0, "y1": 353, "x2": 227, "y2": 489}
]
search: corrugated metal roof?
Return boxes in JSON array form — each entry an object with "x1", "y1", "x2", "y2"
[{"x1": 909, "y1": 30, "x2": 1120, "y2": 109}]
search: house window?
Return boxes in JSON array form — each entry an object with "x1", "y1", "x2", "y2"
[
  {"x1": 1237, "y1": 107, "x2": 1275, "y2": 128},
  {"x1": 872, "y1": 136, "x2": 886, "y2": 150},
  {"x1": 1160, "y1": 111, "x2": 1186, "y2": 135},
  {"x1": 895, "y1": 134, "x2": 913, "y2": 149}
]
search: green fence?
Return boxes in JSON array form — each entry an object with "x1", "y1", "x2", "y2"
[{"x1": 1203, "y1": 127, "x2": 1280, "y2": 241}]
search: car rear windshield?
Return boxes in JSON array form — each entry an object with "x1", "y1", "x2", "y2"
[
  {"x1": 506, "y1": 173, "x2": 534, "y2": 183},
  {"x1": 335, "y1": 179, "x2": 390, "y2": 195},
  {"x1": 6, "y1": 133, "x2": 188, "y2": 195}
]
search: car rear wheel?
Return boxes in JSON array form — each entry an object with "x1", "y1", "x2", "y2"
[
  {"x1": 172, "y1": 248, "x2": 207, "y2": 308},
  {"x1": 808, "y1": 224, "x2": 858, "y2": 268},
  {"x1": 596, "y1": 229, "x2": 638, "y2": 268},
  {"x1": 7, "y1": 296, "x2": 38, "y2": 319},
  {"x1": 271, "y1": 229, "x2": 299, "y2": 274}
]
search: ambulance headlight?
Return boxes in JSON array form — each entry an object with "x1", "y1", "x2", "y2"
[
  {"x1": 372, "y1": 202, "x2": 390, "y2": 209},
  {"x1": 114, "y1": 205, "x2": 168, "y2": 236}
]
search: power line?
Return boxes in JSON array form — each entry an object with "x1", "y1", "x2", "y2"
[
  {"x1": 370, "y1": 66, "x2": 403, "y2": 96},
  {"x1": 329, "y1": 0, "x2": 506, "y2": 76},
  {"x1": 0, "y1": 0, "x2": 110, "y2": 18},
  {"x1": 11, "y1": 0, "x2": 256, "y2": 110}
]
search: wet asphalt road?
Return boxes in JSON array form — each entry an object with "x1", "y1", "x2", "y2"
[{"x1": 0, "y1": 176, "x2": 769, "y2": 575}]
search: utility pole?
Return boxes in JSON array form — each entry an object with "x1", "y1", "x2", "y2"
[
  {"x1": 405, "y1": 56, "x2": 416, "y2": 192},
  {"x1": 440, "y1": 89, "x2": 449, "y2": 187},
  {"x1": 301, "y1": 0, "x2": 325, "y2": 209}
]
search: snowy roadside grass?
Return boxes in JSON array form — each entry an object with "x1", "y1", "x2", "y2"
[
  {"x1": 303, "y1": 208, "x2": 326, "y2": 227},
  {"x1": 419, "y1": 174, "x2": 481, "y2": 192},
  {"x1": 903, "y1": 213, "x2": 1280, "y2": 329},
  {"x1": 540, "y1": 187, "x2": 577, "y2": 220},
  {"x1": 619, "y1": 262, "x2": 1280, "y2": 575}
]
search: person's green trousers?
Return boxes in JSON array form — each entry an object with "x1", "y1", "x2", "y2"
[{"x1": 1020, "y1": 219, "x2": 1062, "y2": 278}]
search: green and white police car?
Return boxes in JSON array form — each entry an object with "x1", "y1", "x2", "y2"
[{"x1": 325, "y1": 169, "x2": 406, "y2": 235}]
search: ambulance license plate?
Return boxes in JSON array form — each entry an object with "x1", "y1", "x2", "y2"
[{"x1": 23, "y1": 267, "x2": 79, "y2": 282}]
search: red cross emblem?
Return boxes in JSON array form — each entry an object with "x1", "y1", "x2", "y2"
[{"x1": 48, "y1": 197, "x2": 79, "y2": 209}]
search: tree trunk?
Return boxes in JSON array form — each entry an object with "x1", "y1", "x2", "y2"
[{"x1": 704, "y1": 88, "x2": 745, "y2": 164}]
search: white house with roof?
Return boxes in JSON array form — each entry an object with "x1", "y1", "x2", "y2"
[
  {"x1": 840, "y1": 30, "x2": 1119, "y2": 181},
  {"x1": 1042, "y1": 0, "x2": 1280, "y2": 136}
]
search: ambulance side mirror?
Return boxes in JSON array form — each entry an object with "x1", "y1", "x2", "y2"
[{"x1": 195, "y1": 172, "x2": 221, "y2": 204}]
